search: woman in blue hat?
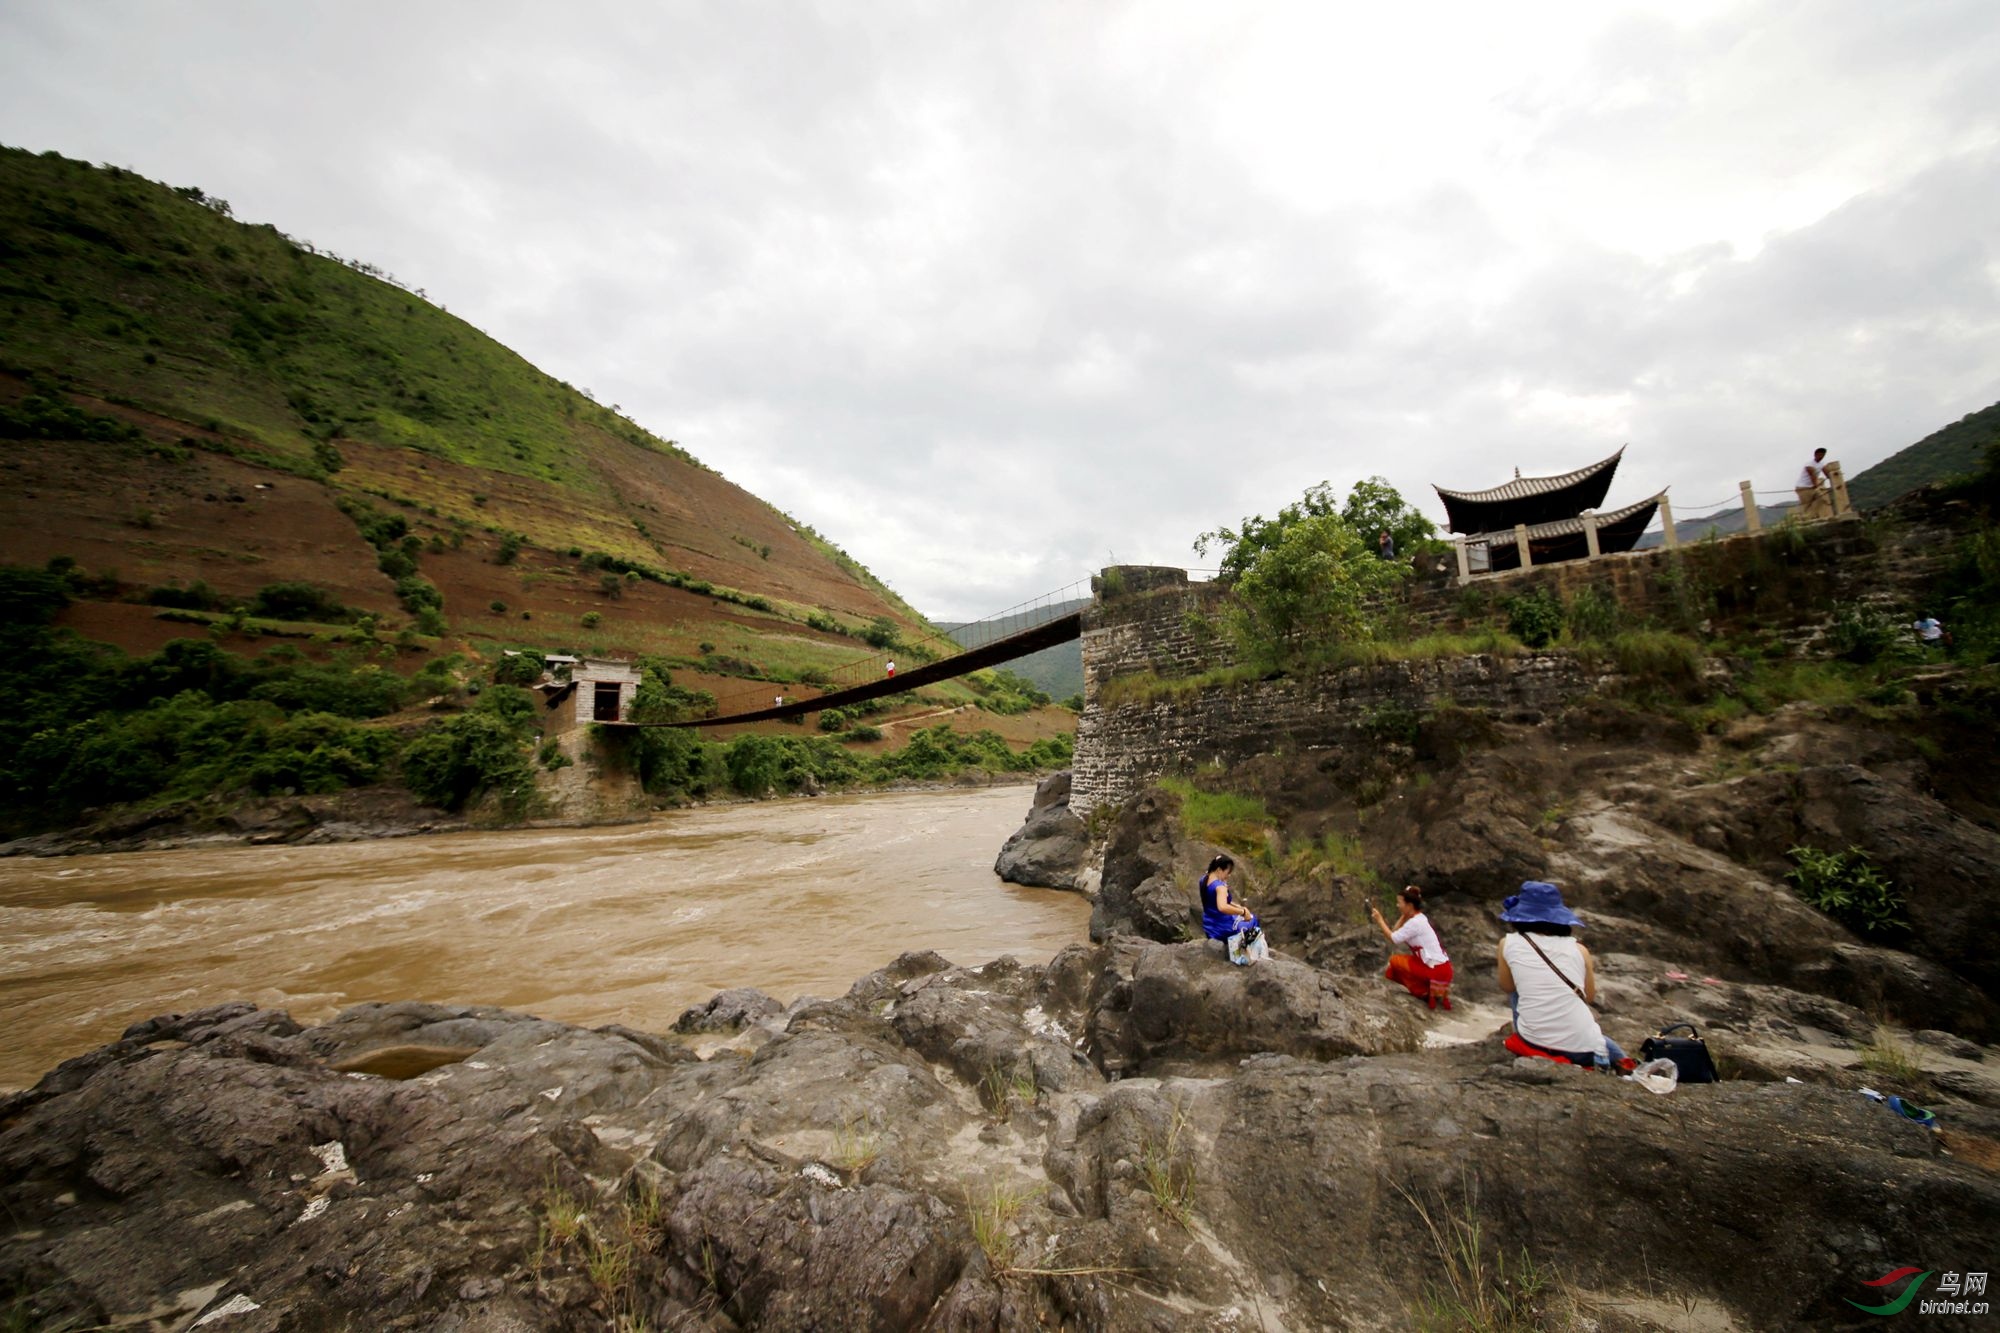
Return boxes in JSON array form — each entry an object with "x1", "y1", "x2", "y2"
[{"x1": 1495, "y1": 881, "x2": 1628, "y2": 1069}]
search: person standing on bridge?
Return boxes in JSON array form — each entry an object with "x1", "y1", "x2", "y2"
[{"x1": 885, "y1": 659, "x2": 896, "y2": 678}]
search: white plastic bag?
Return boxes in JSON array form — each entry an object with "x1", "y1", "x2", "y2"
[
  {"x1": 1228, "y1": 927, "x2": 1268, "y2": 966},
  {"x1": 1629, "y1": 1057, "x2": 1679, "y2": 1095}
]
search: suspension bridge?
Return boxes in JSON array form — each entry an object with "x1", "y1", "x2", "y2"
[{"x1": 640, "y1": 577, "x2": 1101, "y2": 729}]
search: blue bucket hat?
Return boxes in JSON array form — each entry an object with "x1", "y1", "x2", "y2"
[{"x1": 1498, "y1": 880, "x2": 1585, "y2": 927}]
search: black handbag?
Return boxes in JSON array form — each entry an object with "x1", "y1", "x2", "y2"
[{"x1": 1639, "y1": 1023, "x2": 1719, "y2": 1084}]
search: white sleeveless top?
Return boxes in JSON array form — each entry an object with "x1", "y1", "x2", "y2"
[
  {"x1": 1391, "y1": 912, "x2": 1448, "y2": 967},
  {"x1": 1503, "y1": 933, "x2": 1605, "y2": 1058}
]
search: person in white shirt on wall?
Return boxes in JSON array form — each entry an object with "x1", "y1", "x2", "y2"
[{"x1": 1795, "y1": 447, "x2": 1832, "y2": 520}]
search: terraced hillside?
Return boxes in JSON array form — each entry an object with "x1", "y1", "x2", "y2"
[{"x1": 0, "y1": 146, "x2": 1062, "y2": 724}]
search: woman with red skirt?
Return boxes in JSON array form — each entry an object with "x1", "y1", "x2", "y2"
[{"x1": 1369, "y1": 885, "x2": 1453, "y2": 1010}]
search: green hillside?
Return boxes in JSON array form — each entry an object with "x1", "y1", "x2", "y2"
[
  {"x1": 0, "y1": 146, "x2": 1078, "y2": 836},
  {"x1": 1847, "y1": 400, "x2": 2000, "y2": 510},
  {"x1": 0, "y1": 144, "x2": 927, "y2": 628},
  {"x1": 0, "y1": 148, "x2": 673, "y2": 492}
]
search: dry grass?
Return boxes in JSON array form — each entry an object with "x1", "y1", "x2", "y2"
[
  {"x1": 965, "y1": 1179, "x2": 1042, "y2": 1269},
  {"x1": 1139, "y1": 1104, "x2": 1198, "y2": 1230},
  {"x1": 1398, "y1": 1182, "x2": 1573, "y2": 1333},
  {"x1": 832, "y1": 1117, "x2": 882, "y2": 1177},
  {"x1": 1858, "y1": 1028, "x2": 1935, "y2": 1098}
]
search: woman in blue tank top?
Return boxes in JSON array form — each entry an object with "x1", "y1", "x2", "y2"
[{"x1": 1199, "y1": 854, "x2": 1260, "y2": 939}]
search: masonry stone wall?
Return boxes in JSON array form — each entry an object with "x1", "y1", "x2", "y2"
[
  {"x1": 1072, "y1": 650, "x2": 1610, "y2": 815},
  {"x1": 1070, "y1": 497, "x2": 1969, "y2": 817}
]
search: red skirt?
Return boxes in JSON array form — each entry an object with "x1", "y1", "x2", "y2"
[{"x1": 1386, "y1": 954, "x2": 1453, "y2": 999}]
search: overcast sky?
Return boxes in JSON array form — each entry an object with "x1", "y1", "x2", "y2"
[{"x1": 4, "y1": 2, "x2": 1997, "y2": 620}]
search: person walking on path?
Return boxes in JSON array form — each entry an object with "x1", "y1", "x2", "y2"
[
  {"x1": 1795, "y1": 448, "x2": 1832, "y2": 520},
  {"x1": 1495, "y1": 881, "x2": 1629, "y2": 1070},
  {"x1": 1370, "y1": 885, "x2": 1452, "y2": 1009}
]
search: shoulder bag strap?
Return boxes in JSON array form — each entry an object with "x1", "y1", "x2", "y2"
[{"x1": 1520, "y1": 934, "x2": 1596, "y2": 1010}]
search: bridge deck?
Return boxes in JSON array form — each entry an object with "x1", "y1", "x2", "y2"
[{"x1": 631, "y1": 610, "x2": 1084, "y2": 728}]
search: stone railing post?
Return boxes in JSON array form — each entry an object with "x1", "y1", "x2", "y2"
[
  {"x1": 1454, "y1": 536, "x2": 1471, "y2": 584},
  {"x1": 1740, "y1": 480, "x2": 1761, "y2": 534},
  {"x1": 1658, "y1": 495, "x2": 1679, "y2": 550},
  {"x1": 1514, "y1": 523, "x2": 1533, "y2": 570},
  {"x1": 1827, "y1": 460, "x2": 1852, "y2": 515},
  {"x1": 1581, "y1": 509, "x2": 1601, "y2": 559}
]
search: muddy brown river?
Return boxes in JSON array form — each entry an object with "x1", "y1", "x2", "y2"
[{"x1": 0, "y1": 785, "x2": 1088, "y2": 1091}]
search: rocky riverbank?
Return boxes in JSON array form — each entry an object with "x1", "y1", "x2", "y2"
[
  {"x1": 3, "y1": 937, "x2": 1993, "y2": 1332},
  {"x1": 5, "y1": 690, "x2": 1998, "y2": 1330}
]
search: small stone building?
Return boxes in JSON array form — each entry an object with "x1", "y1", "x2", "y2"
[
  {"x1": 570, "y1": 657, "x2": 642, "y2": 726},
  {"x1": 516, "y1": 652, "x2": 643, "y2": 728}
]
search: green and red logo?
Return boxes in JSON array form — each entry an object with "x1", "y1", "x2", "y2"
[{"x1": 1848, "y1": 1268, "x2": 1930, "y2": 1316}]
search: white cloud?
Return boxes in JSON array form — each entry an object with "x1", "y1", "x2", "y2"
[{"x1": 2, "y1": 0, "x2": 1996, "y2": 619}]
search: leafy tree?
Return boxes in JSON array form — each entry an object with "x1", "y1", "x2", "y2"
[
  {"x1": 1219, "y1": 505, "x2": 1406, "y2": 665},
  {"x1": 861, "y1": 616, "x2": 901, "y2": 649},
  {"x1": 491, "y1": 651, "x2": 545, "y2": 687},
  {"x1": 1195, "y1": 481, "x2": 1342, "y2": 580},
  {"x1": 400, "y1": 712, "x2": 534, "y2": 811},
  {"x1": 1339, "y1": 475, "x2": 1443, "y2": 558},
  {"x1": 628, "y1": 656, "x2": 716, "y2": 724}
]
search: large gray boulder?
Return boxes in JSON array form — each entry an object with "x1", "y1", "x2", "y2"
[
  {"x1": 1087, "y1": 939, "x2": 1427, "y2": 1072},
  {"x1": 1090, "y1": 788, "x2": 1207, "y2": 943},
  {"x1": 994, "y1": 770, "x2": 1093, "y2": 890}
]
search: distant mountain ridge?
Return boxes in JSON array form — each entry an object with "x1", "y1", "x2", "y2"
[
  {"x1": 1846, "y1": 400, "x2": 2000, "y2": 511},
  {"x1": 1632, "y1": 398, "x2": 2000, "y2": 546},
  {"x1": 941, "y1": 598, "x2": 1087, "y2": 701}
]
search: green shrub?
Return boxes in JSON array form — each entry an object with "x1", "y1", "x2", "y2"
[
  {"x1": 1608, "y1": 630, "x2": 1707, "y2": 699},
  {"x1": 249, "y1": 581, "x2": 349, "y2": 624},
  {"x1": 538, "y1": 738, "x2": 572, "y2": 770},
  {"x1": 846, "y1": 724, "x2": 883, "y2": 743},
  {"x1": 1786, "y1": 845, "x2": 1904, "y2": 938},
  {"x1": 400, "y1": 711, "x2": 534, "y2": 811},
  {"x1": 496, "y1": 531, "x2": 525, "y2": 565},
  {"x1": 580, "y1": 611, "x2": 601, "y2": 629},
  {"x1": 1504, "y1": 586, "x2": 1564, "y2": 648},
  {"x1": 491, "y1": 652, "x2": 545, "y2": 687},
  {"x1": 395, "y1": 575, "x2": 442, "y2": 614},
  {"x1": 1825, "y1": 600, "x2": 1905, "y2": 664},
  {"x1": 1565, "y1": 585, "x2": 1621, "y2": 641},
  {"x1": 818, "y1": 708, "x2": 849, "y2": 732},
  {"x1": 145, "y1": 579, "x2": 222, "y2": 611}
]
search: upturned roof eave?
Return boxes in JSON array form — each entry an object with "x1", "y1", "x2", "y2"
[
  {"x1": 1459, "y1": 490, "x2": 1665, "y2": 544},
  {"x1": 1433, "y1": 446, "x2": 1626, "y2": 506}
]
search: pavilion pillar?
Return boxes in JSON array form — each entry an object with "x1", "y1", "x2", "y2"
[
  {"x1": 1659, "y1": 496, "x2": 1679, "y2": 550},
  {"x1": 1514, "y1": 523, "x2": 1533, "y2": 570},
  {"x1": 1826, "y1": 460, "x2": 1852, "y2": 515},
  {"x1": 1454, "y1": 536, "x2": 1471, "y2": 584},
  {"x1": 1740, "y1": 481, "x2": 1761, "y2": 533},
  {"x1": 1581, "y1": 509, "x2": 1601, "y2": 559}
]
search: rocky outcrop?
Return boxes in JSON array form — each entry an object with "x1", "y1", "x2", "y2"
[
  {"x1": 6, "y1": 940, "x2": 1995, "y2": 1333},
  {"x1": 993, "y1": 771, "x2": 1092, "y2": 891},
  {"x1": 1089, "y1": 787, "x2": 1212, "y2": 944}
]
